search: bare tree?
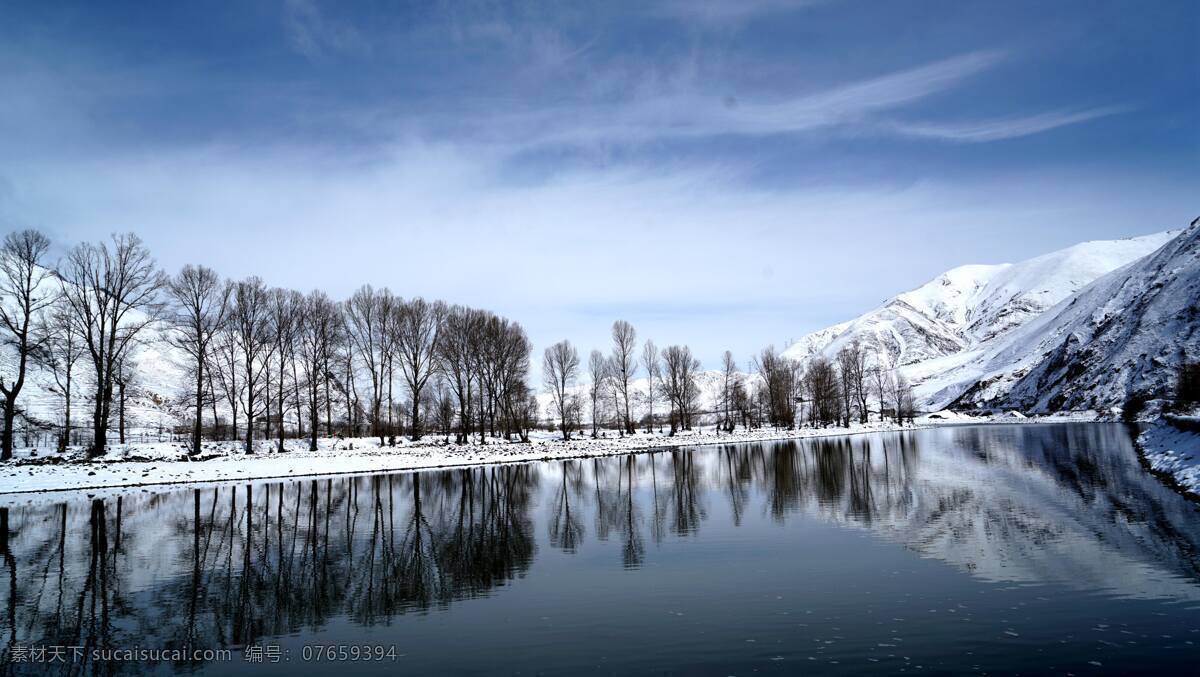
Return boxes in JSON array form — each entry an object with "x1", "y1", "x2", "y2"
[
  {"x1": 641, "y1": 340, "x2": 659, "y2": 433},
  {"x1": 606, "y1": 356, "x2": 623, "y2": 436},
  {"x1": 113, "y1": 353, "x2": 138, "y2": 444},
  {"x1": 752, "y1": 346, "x2": 798, "y2": 428},
  {"x1": 836, "y1": 348, "x2": 855, "y2": 427},
  {"x1": 229, "y1": 277, "x2": 271, "y2": 454},
  {"x1": 0, "y1": 230, "x2": 54, "y2": 460},
  {"x1": 344, "y1": 285, "x2": 391, "y2": 446},
  {"x1": 491, "y1": 319, "x2": 532, "y2": 441},
  {"x1": 804, "y1": 356, "x2": 841, "y2": 427},
  {"x1": 519, "y1": 391, "x2": 540, "y2": 441},
  {"x1": 332, "y1": 339, "x2": 360, "y2": 437},
  {"x1": 610, "y1": 320, "x2": 637, "y2": 435},
  {"x1": 837, "y1": 341, "x2": 870, "y2": 424},
  {"x1": 892, "y1": 371, "x2": 915, "y2": 423},
  {"x1": 543, "y1": 340, "x2": 579, "y2": 441},
  {"x1": 476, "y1": 314, "x2": 504, "y2": 440},
  {"x1": 869, "y1": 363, "x2": 889, "y2": 422},
  {"x1": 268, "y1": 288, "x2": 302, "y2": 452},
  {"x1": 434, "y1": 380, "x2": 455, "y2": 441},
  {"x1": 588, "y1": 349, "x2": 606, "y2": 438},
  {"x1": 731, "y1": 378, "x2": 751, "y2": 430},
  {"x1": 58, "y1": 233, "x2": 163, "y2": 457},
  {"x1": 297, "y1": 291, "x2": 338, "y2": 451},
  {"x1": 396, "y1": 298, "x2": 445, "y2": 441},
  {"x1": 564, "y1": 394, "x2": 583, "y2": 436},
  {"x1": 661, "y1": 345, "x2": 701, "y2": 434},
  {"x1": 438, "y1": 306, "x2": 482, "y2": 444},
  {"x1": 166, "y1": 264, "x2": 227, "y2": 455},
  {"x1": 720, "y1": 351, "x2": 737, "y2": 432},
  {"x1": 39, "y1": 302, "x2": 83, "y2": 451},
  {"x1": 209, "y1": 313, "x2": 243, "y2": 443}
]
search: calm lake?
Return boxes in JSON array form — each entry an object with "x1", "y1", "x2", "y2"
[{"x1": 1, "y1": 423, "x2": 1199, "y2": 675}]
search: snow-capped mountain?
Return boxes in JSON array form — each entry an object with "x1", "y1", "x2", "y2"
[
  {"x1": 949, "y1": 217, "x2": 1200, "y2": 413},
  {"x1": 781, "y1": 229, "x2": 1177, "y2": 409}
]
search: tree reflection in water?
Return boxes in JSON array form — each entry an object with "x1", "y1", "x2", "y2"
[{"x1": 1, "y1": 424, "x2": 1199, "y2": 672}]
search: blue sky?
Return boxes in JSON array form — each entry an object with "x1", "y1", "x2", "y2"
[{"x1": 0, "y1": 0, "x2": 1196, "y2": 368}]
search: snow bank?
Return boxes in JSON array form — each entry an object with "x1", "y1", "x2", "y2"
[
  {"x1": 0, "y1": 422, "x2": 919, "y2": 498},
  {"x1": 1138, "y1": 419, "x2": 1200, "y2": 496}
]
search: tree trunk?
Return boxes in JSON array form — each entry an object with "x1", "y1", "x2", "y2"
[
  {"x1": 192, "y1": 361, "x2": 203, "y2": 455},
  {"x1": 0, "y1": 335, "x2": 29, "y2": 461},
  {"x1": 387, "y1": 362, "x2": 395, "y2": 446},
  {"x1": 91, "y1": 383, "x2": 107, "y2": 457},
  {"x1": 278, "y1": 360, "x2": 286, "y2": 454},
  {"x1": 230, "y1": 401, "x2": 238, "y2": 446},
  {"x1": 0, "y1": 403, "x2": 14, "y2": 461},
  {"x1": 245, "y1": 390, "x2": 255, "y2": 454},
  {"x1": 264, "y1": 369, "x2": 272, "y2": 447},
  {"x1": 624, "y1": 392, "x2": 633, "y2": 436},
  {"x1": 478, "y1": 382, "x2": 486, "y2": 445},
  {"x1": 62, "y1": 372, "x2": 73, "y2": 452},
  {"x1": 458, "y1": 379, "x2": 471, "y2": 445},
  {"x1": 647, "y1": 390, "x2": 653, "y2": 434},
  {"x1": 308, "y1": 384, "x2": 319, "y2": 452},
  {"x1": 323, "y1": 366, "x2": 332, "y2": 437},
  {"x1": 206, "y1": 370, "x2": 220, "y2": 440},
  {"x1": 410, "y1": 392, "x2": 422, "y2": 442},
  {"x1": 118, "y1": 381, "x2": 126, "y2": 445},
  {"x1": 292, "y1": 358, "x2": 303, "y2": 438}
]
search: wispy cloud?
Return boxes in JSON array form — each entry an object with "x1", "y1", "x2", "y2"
[
  {"x1": 469, "y1": 50, "x2": 1007, "y2": 149},
  {"x1": 0, "y1": 0, "x2": 1193, "y2": 366},
  {"x1": 12, "y1": 139, "x2": 1191, "y2": 365},
  {"x1": 455, "y1": 50, "x2": 1129, "y2": 150},
  {"x1": 652, "y1": 0, "x2": 824, "y2": 26},
  {"x1": 283, "y1": 0, "x2": 364, "y2": 59},
  {"x1": 885, "y1": 106, "x2": 1129, "y2": 142}
]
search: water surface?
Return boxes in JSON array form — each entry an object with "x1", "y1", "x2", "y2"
[{"x1": 2, "y1": 423, "x2": 1198, "y2": 675}]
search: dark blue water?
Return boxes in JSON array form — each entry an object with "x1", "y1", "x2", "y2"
[{"x1": 1, "y1": 424, "x2": 1198, "y2": 675}]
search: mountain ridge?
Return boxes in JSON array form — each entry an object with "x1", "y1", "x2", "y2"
[
  {"x1": 951, "y1": 217, "x2": 1200, "y2": 412},
  {"x1": 781, "y1": 228, "x2": 1180, "y2": 411}
]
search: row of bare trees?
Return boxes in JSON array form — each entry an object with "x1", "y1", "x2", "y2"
[
  {"x1": 171, "y1": 279, "x2": 537, "y2": 454},
  {"x1": 543, "y1": 322, "x2": 918, "y2": 441},
  {"x1": 0, "y1": 231, "x2": 164, "y2": 459},
  {"x1": 0, "y1": 228, "x2": 919, "y2": 461},
  {"x1": 0, "y1": 230, "x2": 537, "y2": 459},
  {"x1": 543, "y1": 321, "x2": 710, "y2": 441},
  {"x1": 541, "y1": 325, "x2": 919, "y2": 441},
  {"x1": 731, "y1": 341, "x2": 915, "y2": 431}
]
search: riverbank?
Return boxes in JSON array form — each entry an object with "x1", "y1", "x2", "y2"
[
  {"x1": 0, "y1": 421, "x2": 922, "y2": 498},
  {"x1": 1137, "y1": 415, "x2": 1200, "y2": 498}
]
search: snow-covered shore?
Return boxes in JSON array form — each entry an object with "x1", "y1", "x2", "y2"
[
  {"x1": 1137, "y1": 416, "x2": 1200, "y2": 497},
  {"x1": 0, "y1": 422, "x2": 919, "y2": 498},
  {"x1": 2, "y1": 412, "x2": 1177, "y2": 501}
]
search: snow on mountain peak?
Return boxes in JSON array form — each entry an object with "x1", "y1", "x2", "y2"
[
  {"x1": 781, "y1": 228, "x2": 1177, "y2": 407},
  {"x1": 950, "y1": 220, "x2": 1199, "y2": 413}
]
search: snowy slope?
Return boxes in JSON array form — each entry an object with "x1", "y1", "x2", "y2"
[
  {"x1": 0, "y1": 275, "x2": 188, "y2": 442},
  {"x1": 950, "y1": 218, "x2": 1200, "y2": 413},
  {"x1": 781, "y1": 230, "x2": 1176, "y2": 408},
  {"x1": 1, "y1": 321, "x2": 188, "y2": 440}
]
